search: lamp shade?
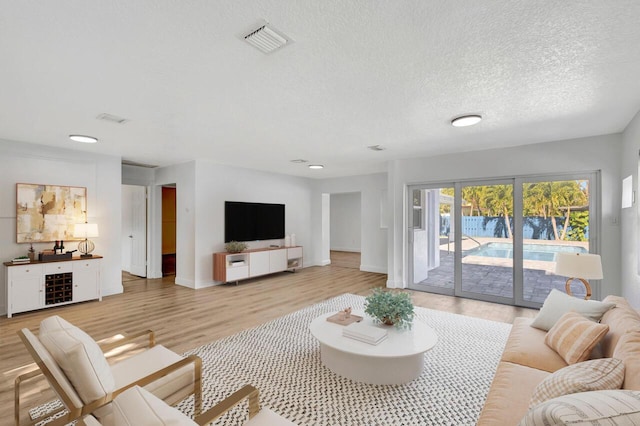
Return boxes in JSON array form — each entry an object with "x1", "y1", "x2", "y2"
[
  {"x1": 554, "y1": 252, "x2": 603, "y2": 279},
  {"x1": 73, "y1": 223, "x2": 99, "y2": 239}
]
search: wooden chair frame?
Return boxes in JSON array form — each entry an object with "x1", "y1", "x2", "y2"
[{"x1": 15, "y1": 328, "x2": 202, "y2": 426}]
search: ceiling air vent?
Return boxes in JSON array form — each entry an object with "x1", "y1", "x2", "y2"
[
  {"x1": 96, "y1": 113, "x2": 129, "y2": 124},
  {"x1": 243, "y1": 24, "x2": 290, "y2": 54}
]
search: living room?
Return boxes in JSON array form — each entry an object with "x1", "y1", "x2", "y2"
[{"x1": 2, "y1": 2, "x2": 640, "y2": 425}]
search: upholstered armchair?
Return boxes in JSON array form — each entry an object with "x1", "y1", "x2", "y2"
[
  {"x1": 15, "y1": 315, "x2": 202, "y2": 426},
  {"x1": 79, "y1": 384, "x2": 295, "y2": 425}
]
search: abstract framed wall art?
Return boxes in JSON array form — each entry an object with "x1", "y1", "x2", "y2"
[{"x1": 16, "y1": 183, "x2": 87, "y2": 243}]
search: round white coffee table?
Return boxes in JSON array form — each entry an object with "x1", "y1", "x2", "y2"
[{"x1": 309, "y1": 311, "x2": 438, "y2": 385}]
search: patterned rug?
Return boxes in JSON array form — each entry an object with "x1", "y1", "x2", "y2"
[
  {"x1": 177, "y1": 293, "x2": 511, "y2": 425},
  {"x1": 30, "y1": 293, "x2": 511, "y2": 425}
]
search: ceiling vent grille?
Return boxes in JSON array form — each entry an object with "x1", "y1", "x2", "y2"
[
  {"x1": 244, "y1": 24, "x2": 290, "y2": 54},
  {"x1": 97, "y1": 113, "x2": 129, "y2": 124}
]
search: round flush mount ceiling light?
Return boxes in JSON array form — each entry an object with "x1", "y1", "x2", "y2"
[
  {"x1": 69, "y1": 134, "x2": 98, "y2": 143},
  {"x1": 451, "y1": 114, "x2": 482, "y2": 127},
  {"x1": 308, "y1": 164, "x2": 324, "y2": 170}
]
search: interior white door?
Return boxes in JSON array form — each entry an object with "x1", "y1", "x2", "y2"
[{"x1": 130, "y1": 186, "x2": 147, "y2": 277}]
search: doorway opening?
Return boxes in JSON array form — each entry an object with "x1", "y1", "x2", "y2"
[
  {"x1": 329, "y1": 192, "x2": 362, "y2": 269},
  {"x1": 162, "y1": 186, "x2": 176, "y2": 276}
]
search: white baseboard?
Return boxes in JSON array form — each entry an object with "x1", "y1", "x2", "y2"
[
  {"x1": 102, "y1": 285, "x2": 124, "y2": 297},
  {"x1": 330, "y1": 247, "x2": 361, "y2": 253},
  {"x1": 386, "y1": 279, "x2": 405, "y2": 289},
  {"x1": 195, "y1": 280, "x2": 218, "y2": 289},
  {"x1": 360, "y1": 265, "x2": 387, "y2": 274},
  {"x1": 175, "y1": 276, "x2": 195, "y2": 289}
]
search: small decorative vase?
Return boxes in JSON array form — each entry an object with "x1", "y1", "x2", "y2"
[
  {"x1": 284, "y1": 235, "x2": 291, "y2": 247},
  {"x1": 382, "y1": 317, "x2": 396, "y2": 326}
]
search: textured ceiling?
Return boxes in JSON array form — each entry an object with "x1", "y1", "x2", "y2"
[{"x1": 1, "y1": 1, "x2": 640, "y2": 178}]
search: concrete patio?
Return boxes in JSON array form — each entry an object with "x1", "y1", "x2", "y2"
[{"x1": 414, "y1": 238, "x2": 590, "y2": 305}]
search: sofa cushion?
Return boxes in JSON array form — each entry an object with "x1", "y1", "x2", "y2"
[
  {"x1": 600, "y1": 295, "x2": 640, "y2": 358},
  {"x1": 39, "y1": 315, "x2": 115, "y2": 404},
  {"x1": 113, "y1": 385, "x2": 197, "y2": 425},
  {"x1": 530, "y1": 289, "x2": 615, "y2": 331},
  {"x1": 529, "y1": 358, "x2": 624, "y2": 408},
  {"x1": 476, "y1": 361, "x2": 551, "y2": 426},
  {"x1": 613, "y1": 329, "x2": 640, "y2": 390},
  {"x1": 545, "y1": 311, "x2": 609, "y2": 365},
  {"x1": 501, "y1": 317, "x2": 568, "y2": 373},
  {"x1": 519, "y1": 390, "x2": 640, "y2": 425}
]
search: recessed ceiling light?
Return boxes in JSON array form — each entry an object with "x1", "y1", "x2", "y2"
[
  {"x1": 451, "y1": 114, "x2": 482, "y2": 127},
  {"x1": 308, "y1": 165, "x2": 324, "y2": 170},
  {"x1": 290, "y1": 159, "x2": 308, "y2": 163},
  {"x1": 69, "y1": 135, "x2": 98, "y2": 143},
  {"x1": 368, "y1": 145, "x2": 385, "y2": 151}
]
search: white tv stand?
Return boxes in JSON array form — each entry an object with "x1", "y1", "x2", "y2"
[{"x1": 213, "y1": 246, "x2": 302, "y2": 283}]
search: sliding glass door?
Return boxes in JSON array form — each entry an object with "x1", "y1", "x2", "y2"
[
  {"x1": 458, "y1": 181, "x2": 514, "y2": 304},
  {"x1": 408, "y1": 173, "x2": 598, "y2": 308},
  {"x1": 519, "y1": 177, "x2": 592, "y2": 304}
]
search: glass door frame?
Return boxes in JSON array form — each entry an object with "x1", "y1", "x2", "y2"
[{"x1": 407, "y1": 171, "x2": 600, "y2": 309}]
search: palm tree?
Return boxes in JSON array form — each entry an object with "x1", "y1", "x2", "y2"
[{"x1": 484, "y1": 185, "x2": 513, "y2": 238}]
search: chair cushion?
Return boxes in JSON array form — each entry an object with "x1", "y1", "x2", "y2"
[
  {"x1": 530, "y1": 289, "x2": 616, "y2": 331},
  {"x1": 519, "y1": 390, "x2": 640, "y2": 425},
  {"x1": 39, "y1": 316, "x2": 115, "y2": 404},
  {"x1": 545, "y1": 311, "x2": 609, "y2": 364},
  {"x1": 113, "y1": 386, "x2": 197, "y2": 425},
  {"x1": 529, "y1": 358, "x2": 625, "y2": 408},
  {"x1": 110, "y1": 345, "x2": 195, "y2": 402}
]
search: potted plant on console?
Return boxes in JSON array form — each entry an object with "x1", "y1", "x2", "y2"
[
  {"x1": 364, "y1": 288, "x2": 415, "y2": 329},
  {"x1": 225, "y1": 241, "x2": 248, "y2": 253}
]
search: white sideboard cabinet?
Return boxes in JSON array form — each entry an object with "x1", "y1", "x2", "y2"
[
  {"x1": 4, "y1": 256, "x2": 102, "y2": 318},
  {"x1": 214, "y1": 246, "x2": 303, "y2": 283}
]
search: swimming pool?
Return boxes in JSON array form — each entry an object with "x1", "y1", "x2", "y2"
[{"x1": 464, "y1": 242, "x2": 588, "y2": 262}]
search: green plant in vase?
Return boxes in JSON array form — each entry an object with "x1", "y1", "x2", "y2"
[
  {"x1": 364, "y1": 288, "x2": 415, "y2": 329},
  {"x1": 224, "y1": 241, "x2": 248, "y2": 253}
]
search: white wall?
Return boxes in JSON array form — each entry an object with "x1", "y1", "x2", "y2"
[
  {"x1": 312, "y1": 173, "x2": 388, "y2": 274},
  {"x1": 387, "y1": 134, "x2": 623, "y2": 300},
  {"x1": 150, "y1": 160, "x2": 314, "y2": 289},
  {"x1": 620, "y1": 109, "x2": 640, "y2": 308},
  {"x1": 0, "y1": 140, "x2": 123, "y2": 315},
  {"x1": 330, "y1": 192, "x2": 361, "y2": 252},
  {"x1": 153, "y1": 161, "x2": 196, "y2": 286}
]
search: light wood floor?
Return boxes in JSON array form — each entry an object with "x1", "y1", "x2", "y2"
[{"x1": 1, "y1": 257, "x2": 536, "y2": 424}]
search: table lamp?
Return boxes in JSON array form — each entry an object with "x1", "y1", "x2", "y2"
[
  {"x1": 73, "y1": 223, "x2": 99, "y2": 258},
  {"x1": 554, "y1": 252, "x2": 603, "y2": 300}
]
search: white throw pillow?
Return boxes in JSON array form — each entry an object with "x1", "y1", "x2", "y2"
[
  {"x1": 39, "y1": 316, "x2": 115, "y2": 404},
  {"x1": 529, "y1": 358, "x2": 625, "y2": 408},
  {"x1": 530, "y1": 289, "x2": 615, "y2": 331},
  {"x1": 520, "y1": 390, "x2": 640, "y2": 425}
]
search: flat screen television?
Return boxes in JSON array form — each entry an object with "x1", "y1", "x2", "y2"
[{"x1": 225, "y1": 201, "x2": 285, "y2": 242}]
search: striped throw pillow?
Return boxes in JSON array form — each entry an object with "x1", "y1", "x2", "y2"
[
  {"x1": 545, "y1": 311, "x2": 609, "y2": 365},
  {"x1": 529, "y1": 358, "x2": 625, "y2": 408},
  {"x1": 519, "y1": 390, "x2": 640, "y2": 425}
]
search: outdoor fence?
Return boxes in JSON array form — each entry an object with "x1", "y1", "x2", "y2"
[{"x1": 440, "y1": 215, "x2": 589, "y2": 240}]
